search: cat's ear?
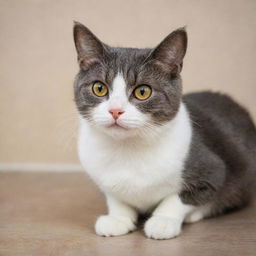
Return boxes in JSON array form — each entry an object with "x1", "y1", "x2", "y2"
[
  {"x1": 73, "y1": 21, "x2": 107, "y2": 69},
  {"x1": 149, "y1": 28, "x2": 187, "y2": 74}
]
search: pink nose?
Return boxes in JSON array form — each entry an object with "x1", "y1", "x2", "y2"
[{"x1": 109, "y1": 109, "x2": 124, "y2": 120}]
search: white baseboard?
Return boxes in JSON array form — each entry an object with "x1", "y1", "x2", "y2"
[{"x1": 0, "y1": 162, "x2": 84, "y2": 172}]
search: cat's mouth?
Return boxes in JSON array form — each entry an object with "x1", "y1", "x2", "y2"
[{"x1": 108, "y1": 122, "x2": 129, "y2": 130}]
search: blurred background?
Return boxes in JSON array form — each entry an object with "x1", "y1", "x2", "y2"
[{"x1": 0, "y1": 0, "x2": 256, "y2": 171}]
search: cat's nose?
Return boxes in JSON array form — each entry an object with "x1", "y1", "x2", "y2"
[{"x1": 109, "y1": 109, "x2": 125, "y2": 120}]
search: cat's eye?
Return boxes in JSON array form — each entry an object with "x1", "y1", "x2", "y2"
[
  {"x1": 92, "y1": 81, "x2": 108, "y2": 97},
  {"x1": 134, "y1": 85, "x2": 152, "y2": 100}
]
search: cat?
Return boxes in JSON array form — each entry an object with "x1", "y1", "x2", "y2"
[{"x1": 73, "y1": 21, "x2": 256, "y2": 240}]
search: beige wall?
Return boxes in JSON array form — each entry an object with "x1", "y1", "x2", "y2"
[{"x1": 0, "y1": 0, "x2": 256, "y2": 165}]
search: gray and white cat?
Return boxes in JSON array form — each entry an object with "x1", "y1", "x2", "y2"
[{"x1": 73, "y1": 21, "x2": 256, "y2": 239}]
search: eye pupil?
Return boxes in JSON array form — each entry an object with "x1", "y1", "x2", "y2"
[
  {"x1": 98, "y1": 85, "x2": 103, "y2": 92},
  {"x1": 140, "y1": 88, "x2": 145, "y2": 95}
]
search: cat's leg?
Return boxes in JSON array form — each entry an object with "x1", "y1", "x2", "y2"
[
  {"x1": 184, "y1": 204, "x2": 212, "y2": 223},
  {"x1": 95, "y1": 194, "x2": 138, "y2": 237},
  {"x1": 144, "y1": 194, "x2": 194, "y2": 240}
]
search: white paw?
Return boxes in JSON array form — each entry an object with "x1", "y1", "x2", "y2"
[
  {"x1": 95, "y1": 215, "x2": 136, "y2": 237},
  {"x1": 184, "y1": 211, "x2": 204, "y2": 223},
  {"x1": 144, "y1": 216, "x2": 182, "y2": 240}
]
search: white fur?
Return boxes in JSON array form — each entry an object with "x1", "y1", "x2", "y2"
[
  {"x1": 95, "y1": 215, "x2": 136, "y2": 237},
  {"x1": 184, "y1": 204, "x2": 212, "y2": 223},
  {"x1": 78, "y1": 73, "x2": 201, "y2": 239},
  {"x1": 145, "y1": 194, "x2": 193, "y2": 239},
  {"x1": 95, "y1": 195, "x2": 137, "y2": 236}
]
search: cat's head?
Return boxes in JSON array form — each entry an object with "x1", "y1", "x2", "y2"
[{"x1": 73, "y1": 22, "x2": 187, "y2": 140}]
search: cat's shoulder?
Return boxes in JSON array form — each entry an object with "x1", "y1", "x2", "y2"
[
  {"x1": 183, "y1": 91, "x2": 246, "y2": 111},
  {"x1": 183, "y1": 90, "x2": 251, "y2": 122}
]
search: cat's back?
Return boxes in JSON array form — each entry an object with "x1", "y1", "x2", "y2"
[
  {"x1": 183, "y1": 91, "x2": 256, "y2": 173},
  {"x1": 183, "y1": 91, "x2": 256, "y2": 142}
]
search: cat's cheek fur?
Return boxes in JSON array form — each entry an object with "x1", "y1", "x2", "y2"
[
  {"x1": 91, "y1": 99, "x2": 149, "y2": 131},
  {"x1": 91, "y1": 100, "x2": 114, "y2": 127},
  {"x1": 90, "y1": 106, "x2": 149, "y2": 140}
]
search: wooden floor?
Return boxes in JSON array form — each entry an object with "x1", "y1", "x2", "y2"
[{"x1": 0, "y1": 172, "x2": 255, "y2": 256}]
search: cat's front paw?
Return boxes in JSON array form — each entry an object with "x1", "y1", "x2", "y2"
[
  {"x1": 95, "y1": 215, "x2": 136, "y2": 237},
  {"x1": 144, "y1": 216, "x2": 181, "y2": 240}
]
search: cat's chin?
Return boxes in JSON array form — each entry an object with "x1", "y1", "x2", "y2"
[{"x1": 102, "y1": 124, "x2": 138, "y2": 140}]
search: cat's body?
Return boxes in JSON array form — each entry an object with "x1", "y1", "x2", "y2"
[
  {"x1": 182, "y1": 92, "x2": 256, "y2": 215},
  {"x1": 73, "y1": 22, "x2": 256, "y2": 239},
  {"x1": 78, "y1": 102, "x2": 191, "y2": 213}
]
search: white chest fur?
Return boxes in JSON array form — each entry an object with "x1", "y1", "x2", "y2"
[{"x1": 78, "y1": 104, "x2": 192, "y2": 213}]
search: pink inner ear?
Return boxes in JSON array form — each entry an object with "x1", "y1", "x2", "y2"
[{"x1": 150, "y1": 28, "x2": 187, "y2": 72}]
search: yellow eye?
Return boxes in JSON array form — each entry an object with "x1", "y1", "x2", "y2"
[
  {"x1": 134, "y1": 85, "x2": 152, "y2": 100},
  {"x1": 92, "y1": 82, "x2": 108, "y2": 97}
]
